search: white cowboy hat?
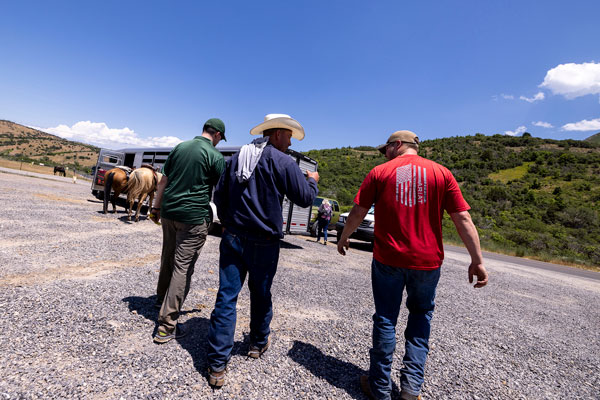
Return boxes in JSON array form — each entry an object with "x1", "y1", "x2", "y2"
[{"x1": 250, "y1": 113, "x2": 305, "y2": 140}]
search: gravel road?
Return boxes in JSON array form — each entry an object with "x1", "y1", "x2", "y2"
[{"x1": 1, "y1": 169, "x2": 599, "y2": 399}]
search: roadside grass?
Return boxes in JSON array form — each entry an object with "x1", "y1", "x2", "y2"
[{"x1": 488, "y1": 162, "x2": 533, "y2": 183}]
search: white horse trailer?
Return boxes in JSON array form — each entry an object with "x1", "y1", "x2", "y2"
[
  {"x1": 281, "y1": 149, "x2": 318, "y2": 234},
  {"x1": 91, "y1": 146, "x2": 318, "y2": 234}
]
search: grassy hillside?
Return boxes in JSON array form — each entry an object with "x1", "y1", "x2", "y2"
[
  {"x1": 0, "y1": 120, "x2": 99, "y2": 173},
  {"x1": 585, "y1": 132, "x2": 600, "y2": 144},
  {"x1": 305, "y1": 134, "x2": 600, "y2": 268}
]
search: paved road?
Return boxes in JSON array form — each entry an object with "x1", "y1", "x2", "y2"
[
  {"x1": 0, "y1": 166, "x2": 90, "y2": 186},
  {"x1": 445, "y1": 244, "x2": 600, "y2": 281}
]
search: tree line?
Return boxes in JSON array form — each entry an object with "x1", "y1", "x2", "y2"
[{"x1": 305, "y1": 133, "x2": 600, "y2": 267}]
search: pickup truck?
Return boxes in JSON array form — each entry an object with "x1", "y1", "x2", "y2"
[{"x1": 335, "y1": 206, "x2": 375, "y2": 244}]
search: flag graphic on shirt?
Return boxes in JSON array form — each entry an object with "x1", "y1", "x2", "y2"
[{"x1": 395, "y1": 164, "x2": 427, "y2": 206}]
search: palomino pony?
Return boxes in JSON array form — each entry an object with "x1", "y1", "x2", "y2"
[
  {"x1": 126, "y1": 166, "x2": 162, "y2": 222},
  {"x1": 103, "y1": 167, "x2": 130, "y2": 214}
]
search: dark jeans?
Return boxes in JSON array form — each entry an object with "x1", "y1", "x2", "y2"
[
  {"x1": 206, "y1": 229, "x2": 280, "y2": 371},
  {"x1": 316, "y1": 218, "x2": 330, "y2": 242},
  {"x1": 368, "y1": 259, "x2": 441, "y2": 399}
]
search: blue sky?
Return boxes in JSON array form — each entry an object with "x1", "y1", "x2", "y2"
[{"x1": 1, "y1": 1, "x2": 599, "y2": 151}]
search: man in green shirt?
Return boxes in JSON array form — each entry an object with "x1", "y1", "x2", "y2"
[{"x1": 150, "y1": 118, "x2": 226, "y2": 343}]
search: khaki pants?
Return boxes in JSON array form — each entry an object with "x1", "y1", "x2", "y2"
[{"x1": 156, "y1": 217, "x2": 208, "y2": 334}]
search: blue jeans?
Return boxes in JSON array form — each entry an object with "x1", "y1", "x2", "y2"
[
  {"x1": 368, "y1": 259, "x2": 441, "y2": 399},
  {"x1": 206, "y1": 230, "x2": 280, "y2": 371},
  {"x1": 316, "y1": 218, "x2": 329, "y2": 242}
]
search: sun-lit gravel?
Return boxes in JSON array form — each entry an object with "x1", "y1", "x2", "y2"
[{"x1": 0, "y1": 169, "x2": 599, "y2": 399}]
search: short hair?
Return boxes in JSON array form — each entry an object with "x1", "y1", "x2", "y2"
[
  {"x1": 403, "y1": 142, "x2": 419, "y2": 151},
  {"x1": 203, "y1": 125, "x2": 219, "y2": 135}
]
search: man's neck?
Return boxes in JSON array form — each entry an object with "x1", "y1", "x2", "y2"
[
  {"x1": 393, "y1": 149, "x2": 417, "y2": 159},
  {"x1": 201, "y1": 132, "x2": 215, "y2": 146}
]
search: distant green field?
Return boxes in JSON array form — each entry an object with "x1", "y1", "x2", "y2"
[{"x1": 488, "y1": 162, "x2": 533, "y2": 183}]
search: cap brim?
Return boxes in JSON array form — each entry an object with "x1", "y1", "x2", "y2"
[
  {"x1": 376, "y1": 143, "x2": 387, "y2": 155},
  {"x1": 250, "y1": 117, "x2": 305, "y2": 140}
]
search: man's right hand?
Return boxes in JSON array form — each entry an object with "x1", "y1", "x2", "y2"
[
  {"x1": 337, "y1": 237, "x2": 350, "y2": 255},
  {"x1": 149, "y1": 208, "x2": 161, "y2": 225},
  {"x1": 306, "y1": 171, "x2": 320, "y2": 183}
]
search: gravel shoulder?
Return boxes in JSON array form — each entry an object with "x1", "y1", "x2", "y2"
[{"x1": 1, "y1": 170, "x2": 599, "y2": 399}]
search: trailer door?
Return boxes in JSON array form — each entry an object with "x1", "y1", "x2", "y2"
[
  {"x1": 282, "y1": 152, "x2": 318, "y2": 234},
  {"x1": 91, "y1": 149, "x2": 125, "y2": 195}
]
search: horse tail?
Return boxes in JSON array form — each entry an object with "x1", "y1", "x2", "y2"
[
  {"x1": 126, "y1": 170, "x2": 141, "y2": 201},
  {"x1": 103, "y1": 171, "x2": 115, "y2": 211}
]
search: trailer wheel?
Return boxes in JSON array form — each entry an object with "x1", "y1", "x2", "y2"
[{"x1": 93, "y1": 190, "x2": 104, "y2": 200}]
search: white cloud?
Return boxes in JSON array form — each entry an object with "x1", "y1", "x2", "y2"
[
  {"x1": 35, "y1": 121, "x2": 183, "y2": 149},
  {"x1": 519, "y1": 92, "x2": 545, "y2": 103},
  {"x1": 539, "y1": 62, "x2": 600, "y2": 99},
  {"x1": 504, "y1": 125, "x2": 527, "y2": 136},
  {"x1": 492, "y1": 93, "x2": 514, "y2": 101},
  {"x1": 562, "y1": 118, "x2": 600, "y2": 131},
  {"x1": 532, "y1": 121, "x2": 553, "y2": 128}
]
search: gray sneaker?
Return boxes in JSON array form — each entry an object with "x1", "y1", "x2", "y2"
[{"x1": 153, "y1": 324, "x2": 186, "y2": 344}]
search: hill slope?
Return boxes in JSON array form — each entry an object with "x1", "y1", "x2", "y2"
[
  {"x1": 305, "y1": 134, "x2": 600, "y2": 267},
  {"x1": 0, "y1": 120, "x2": 99, "y2": 172},
  {"x1": 585, "y1": 132, "x2": 600, "y2": 144}
]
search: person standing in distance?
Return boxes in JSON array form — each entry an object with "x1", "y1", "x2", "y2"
[
  {"x1": 150, "y1": 118, "x2": 226, "y2": 344},
  {"x1": 206, "y1": 114, "x2": 319, "y2": 387},
  {"x1": 337, "y1": 130, "x2": 488, "y2": 400}
]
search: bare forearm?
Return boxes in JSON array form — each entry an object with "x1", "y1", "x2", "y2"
[
  {"x1": 340, "y1": 204, "x2": 370, "y2": 242},
  {"x1": 450, "y1": 211, "x2": 483, "y2": 264},
  {"x1": 152, "y1": 175, "x2": 168, "y2": 208}
]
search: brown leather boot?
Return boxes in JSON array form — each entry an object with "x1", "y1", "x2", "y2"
[{"x1": 207, "y1": 367, "x2": 226, "y2": 388}]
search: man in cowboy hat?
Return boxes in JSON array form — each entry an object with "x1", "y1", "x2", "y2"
[
  {"x1": 206, "y1": 114, "x2": 319, "y2": 387},
  {"x1": 150, "y1": 118, "x2": 226, "y2": 344},
  {"x1": 337, "y1": 130, "x2": 488, "y2": 400}
]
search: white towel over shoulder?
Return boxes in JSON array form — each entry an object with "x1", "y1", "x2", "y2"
[{"x1": 236, "y1": 137, "x2": 269, "y2": 183}]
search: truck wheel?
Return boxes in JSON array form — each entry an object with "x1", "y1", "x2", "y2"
[{"x1": 337, "y1": 231, "x2": 342, "y2": 242}]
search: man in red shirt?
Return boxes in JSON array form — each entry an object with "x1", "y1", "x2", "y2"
[{"x1": 337, "y1": 130, "x2": 488, "y2": 400}]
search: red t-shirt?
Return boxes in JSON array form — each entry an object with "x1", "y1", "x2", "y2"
[{"x1": 354, "y1": 154, "x2": 470, "y2": 270}]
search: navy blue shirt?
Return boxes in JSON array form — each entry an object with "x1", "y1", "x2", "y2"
[{"x1": 214, "y1": 143, "x2": 318, "y2": 238}]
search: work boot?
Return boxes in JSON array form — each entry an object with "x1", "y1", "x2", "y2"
[
  {"x1": 400, "y1": 390, "x2": 422, "y2": 400},
  {"x1": 207, "y1": 367, "x2": 226, "y2": 388},
  {"x1": 359, "y1": 375, "x2": 377, "y2": 400},
  {"x1": 248, "y1": 337, "x2": 271, "y2": 359}
]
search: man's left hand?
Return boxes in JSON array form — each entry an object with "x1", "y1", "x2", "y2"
[{"x1": 468, "y1": 263, "x2": 488, "y2": 288}]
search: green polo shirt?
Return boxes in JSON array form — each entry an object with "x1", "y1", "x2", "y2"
[{"x1": 160, "y1": 136, "x2": 225, "y2": 224}]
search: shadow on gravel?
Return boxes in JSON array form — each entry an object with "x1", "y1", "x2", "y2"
[
  {"x1": 280, "y1": 241, "x2": 304, "y2": 250},
  {"x1": 177, "y1": 316, "x2": 211, "y2": 374},
  {"x1": 117, "y1": 215, "x2": 151, "y2": 224},
  {"x1": 122, "y1": 295, "x2": 160, "y2": 321},
  {"x1": 121, "y1": 295, "x2": 250, "y2": 377},
  {"x1": 337, "y1": 239, "x2": 373, "y2": 253},
  {"x1": 288, "y1": 341, "x2": 401, "y2": 399}
]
